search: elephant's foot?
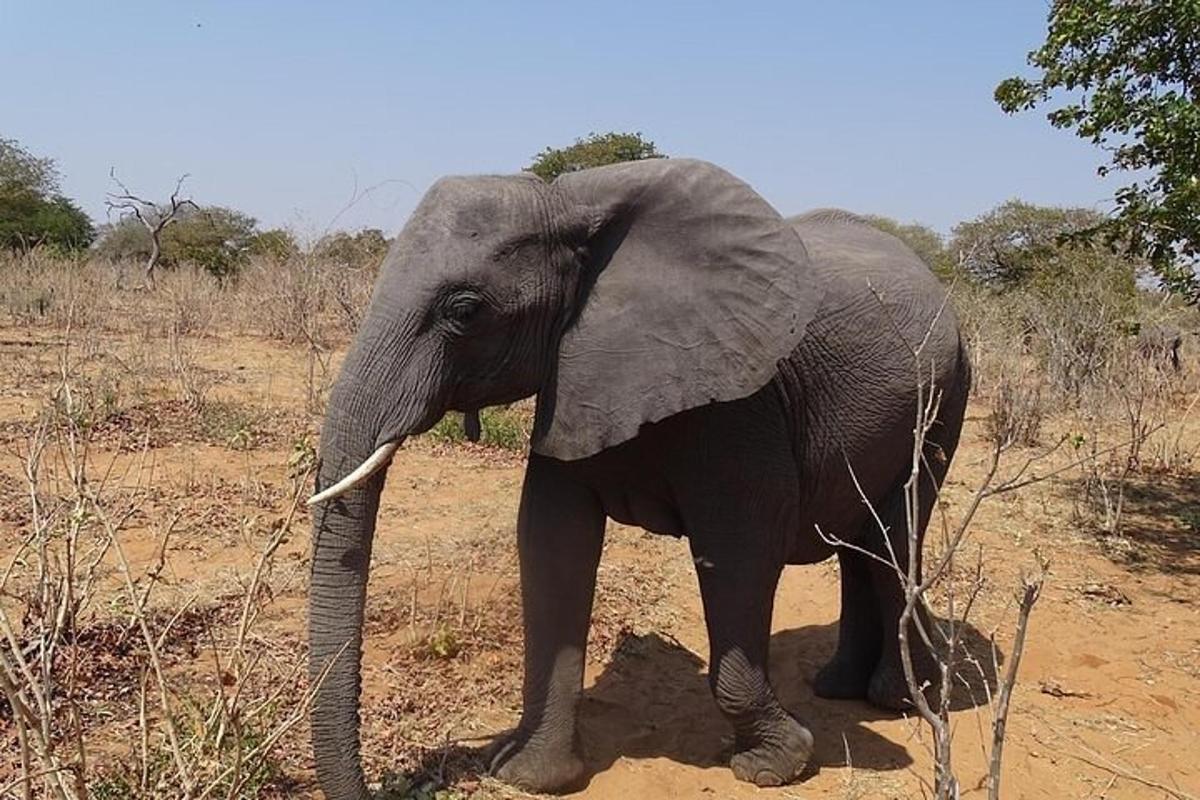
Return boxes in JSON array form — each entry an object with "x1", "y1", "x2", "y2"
[
  {"x1": 487, "y1": 730, "x2": 587, "y2": 794},
  {"x1": 729, "y1": 714, "x2": 814, "y2": 787},
  {"x1": 867, "y1": 658, "x2": 941, "y2": 712},
  {"x1": 812, "y1": 655, "x2": 873, "y2": 701}
]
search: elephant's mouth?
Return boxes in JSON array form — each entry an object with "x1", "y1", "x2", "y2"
[{"x1": 307, "y1": 437, "x2": 406, "y2": 506}]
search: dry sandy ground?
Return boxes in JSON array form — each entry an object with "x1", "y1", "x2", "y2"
[{"x1": 1, "y1": 328, "x2": 1198, "y2": 799}]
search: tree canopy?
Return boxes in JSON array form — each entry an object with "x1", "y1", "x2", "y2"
[
  {"x1": 526, "y1": 131, "x2": 665, "y2": 182},
  {"x1": 0, "y1": 137, "x2": 94, "y2": 252},
  {"x1": 0, "y1": 137, "x2": 58, "y2": 197},
  {"x1": 950, "y1": 200, "x2": 1136, "y2": 295},
  {"x1": 248, "y1": 228, "x2": 300, "y2": 264},
  {"x1": 167, "y1": 206, "x2": 258, "y2": 278},
  {"x1": 312, "y1": 228, "x2": 390, "y2": 268},
  {"x1": 995, "y1": 0, "x2": 1200, "y2": 298}
]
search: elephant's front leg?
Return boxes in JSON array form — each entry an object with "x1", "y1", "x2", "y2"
[
  {"x1": 692, "y1": 539, "x2": 814, "y2": 786},
  {"x1": 489, "y1": 455, "x2": 605, "y2": 793}
]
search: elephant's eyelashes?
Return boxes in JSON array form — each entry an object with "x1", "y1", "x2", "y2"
[{"x1": 443, "y1": 293, "x2": 483, "y2": 326}]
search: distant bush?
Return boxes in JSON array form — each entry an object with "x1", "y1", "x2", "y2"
[
  {"x1": 527, "y1": 131, "x2": 665, "y2": 182},
  {"x1": 950, "y1": 201, "x2": 1133, "y2": 291},
  {"x1": 248, "y1": 227, "x2": 300, "y2": 264},
  {"x1": 312, "y1": 228, "x2": 389, "y2": 269}
]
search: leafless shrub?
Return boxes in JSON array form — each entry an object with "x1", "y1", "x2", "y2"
[
  {"x1": 167, "y1": 326, "x2": 214, "y2": 412},
  {"x1": 0, "y1": 332, "x2": 322, "y2": 799},
  {"x1": 303, "y1": 338, "x2": 335, "y2": 416},
  {"x1": 954, "y1": 273, "x2": 1199, "y2": 545},
  {"x1": 952, "y1": 283, "x2": 1025, "y2": 397},
  {"x1": 327, "y1": 260, "x2": 380, "y2": 337},
  {"x1": 1060, "y1": 328, "x2": 1190, "y2": 541},
  {"x1": 955, "y1": 273, "x2": 1141, "y2": 405},
  {"x1": 233, "y1": 256, "x2": 320, "y2": 343},
  {"x1": 1147, "y1": 391, "x2": 1200, "y2": 473},
  {"x1": 0, "y1": 249, "x2": 116, "y2": 331},
  {"x1": 156, "y1": 264, "x2": 221, "y2": 337},
  {"x1": 1, "y1": 248, "x2": 379, "y2": 357},
  {"x1": 986, "y1": 367, "x2": 1046, "y2": 447},
  {"x1": 1030, "y1": 288, "x2": 1127, "y2": 399},
  {"x1": 230, "y1": 252, "x2": 375, "y2": 345}
]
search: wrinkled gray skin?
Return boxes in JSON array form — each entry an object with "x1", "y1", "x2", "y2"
[
  {"x1": 309, "y1": 159, "x2": 969, "y2": 798},
  {"x1": 1137, "y1": 323, "x2": 1184, "y2": 372}
]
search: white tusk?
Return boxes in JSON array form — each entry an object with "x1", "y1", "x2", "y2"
[{"x1": 307, "y1": 441, "x2": 402, "y2": 506}]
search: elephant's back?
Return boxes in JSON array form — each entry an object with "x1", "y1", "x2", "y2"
[{"x1": 788, "y1": 210, "x2": 947, "y2": 306}]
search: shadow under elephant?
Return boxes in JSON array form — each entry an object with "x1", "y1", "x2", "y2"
[{"x1": 419, "y1": 618, "x2": 1003, "y2": 792}]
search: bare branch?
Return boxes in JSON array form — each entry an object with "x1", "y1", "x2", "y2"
[
  {"x1": 104, "y1": 169, "x2": 197, "y2": 288},
  {"x1": 987, "y1": 559, "x2": 1047, "y2": 800}
]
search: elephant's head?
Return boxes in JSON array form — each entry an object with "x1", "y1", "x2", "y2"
[{"x1": 306, "y1": 158, "x2": 823, "y2": 799}]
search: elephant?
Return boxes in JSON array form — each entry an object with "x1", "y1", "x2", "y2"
[
  {"x1": 1136, "y1": 322, "x2": 1184, "y2": 372},
  {"x1": 306, "y1": 158, "x2": 970, "y2": 798}
]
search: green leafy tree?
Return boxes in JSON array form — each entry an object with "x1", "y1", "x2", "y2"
[
  {"x1": 0, "y1": 137, "x2": 94, "y2": 252},
  {"x1": 995, "y1": 0, "x2": 1200, "y2": 297},
  {"x1": 527, "y1": 131, "x2": 665, "y2": 181},
  {"x1": 29, "y1": 196, "x2": 94, "y2": 251},
  {"x1": 864, "y1": 215, "x2": 957, "y2": 279},
  {"x1": 313, "y1": 228, "x2": 390, "y2": 268},
  {"x1": 950, "y1": 200, "x2": 1136, "y2": 295},
  {"x1": 166, "y1": 206, "x2": 258, "y2": 279},
  {"x1": 248, "y1": 228, "x2": 300, "y2": 263},
  {"x1": 0, "y1": 137, "x2": 57, "y2": 196}
]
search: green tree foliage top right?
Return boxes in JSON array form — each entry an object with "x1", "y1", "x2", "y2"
[{"x1": 996, "y1": 0, "x2": 1200, "y2": 298}]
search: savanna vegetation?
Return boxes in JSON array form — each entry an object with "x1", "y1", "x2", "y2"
[
  {"x1": 996, "y1": 0, "x2": 1200, "y2": 297},
  {"x1": 2, "y1": 1, "x2": 1200, "y2": 792}
]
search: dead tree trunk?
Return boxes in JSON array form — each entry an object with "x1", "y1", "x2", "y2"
[{"x1": 105, "y1": 170, "x2": 197, "y2": 289}]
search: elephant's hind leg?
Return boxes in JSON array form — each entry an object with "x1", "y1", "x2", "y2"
[
  {"x1": 691, "y1": 539, "x2": 814, "y2": 786},
  {"x1": 864, "y1": 406, "x2": 964, "y2": 711},
  {"x1": 854, "y1": 479, "x2": 941, "y2": 712},
  {"x1": 812, "y1": 547, "x2": 883, "y2": 701}
]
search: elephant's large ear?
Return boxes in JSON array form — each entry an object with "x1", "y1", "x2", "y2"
[{"x1": 532, "y1": 159, "x2": 824, "y2": 461}]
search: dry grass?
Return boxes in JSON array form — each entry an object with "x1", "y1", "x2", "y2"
[{"x1": 0, "y1": 341, "x2": 320, "y2": 799}]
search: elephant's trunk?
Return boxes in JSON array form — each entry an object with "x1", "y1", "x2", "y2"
[
  {"x1": 307, "y1": 309, "x2": 445, "y2": 800},
  {"x1": 308, "y1": 324, "x2": 407, "y2": 799},
  {"x1": 308, "y1": 422, "x2": 383, "y2": 800}
]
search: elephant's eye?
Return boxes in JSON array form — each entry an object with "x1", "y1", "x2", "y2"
[{"x1": 444, "y1": 294, "x2": 482, "y2": 325}]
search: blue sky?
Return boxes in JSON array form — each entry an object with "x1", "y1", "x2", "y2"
[{"x1": 2, "y1": 1, "x2": 1110, "y2": 240}]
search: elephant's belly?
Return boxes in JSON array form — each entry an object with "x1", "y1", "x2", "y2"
[
  {"x1": 785, "y1": 538, "x2": 837, "y2": 565},
  {"x1": 790, "y1": 486, "x2": 874, "y2": 564},
  {"x1": 598, "y1": 485, "x2": 687, "y2": 539},
  {"x1": 568, "y1": 389, "x2": 800, "y2": 545}
]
